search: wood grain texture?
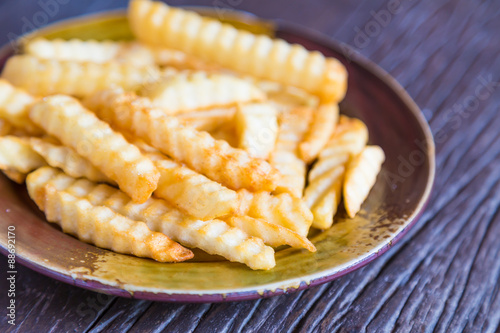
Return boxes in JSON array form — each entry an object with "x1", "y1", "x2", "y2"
[{"x1": 1, "y1": 0, "x2": 499, "y2": 332}]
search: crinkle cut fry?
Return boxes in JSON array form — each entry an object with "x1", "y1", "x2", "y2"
[
  {"x1": 29, "y1": 95, "x2": 159, "y2": 203},
  {"x1": 0, "y1": 79, "x2": 41, "y2": 135},
  {"x1": 128, "y1": 0, "x2": 348, "y2": 103},
  {"x1": 140, "y1": 72, "x2": 265, "y2": 114},
  {"x1": 26, "y1": 168, "x2": 193, "y2": 262},
  {"x1": 84, "y1": 89, "x2": 281, "y2": 192},
  {"x1": 1, "y1": 55, "x2": 161, "y2": 97},
  {"x1": 24, "y1": 38, "x2": 155, "y2": 66},
  {"x1": 28, "y1": 167, "x2": 276, "y2": 270}
]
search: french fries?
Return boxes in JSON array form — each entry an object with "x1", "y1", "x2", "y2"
[
  {"x1": 0, "y1": 2, "x2": 386, "y2": 270},
  {"x1": 140, "y1": 72, "x2": 265, "y2": 114},
  {"x1": 29, "y1": 95, "x2": 159, "y2": 203},
  {"x1": 30, "y1": 167, "x2": 275, "y2": 270},
  {"x1": 0, "y1": 79, "x2": 41, "y2": 135},
  {"x1": 128, "y1": 0, "x2": 348, "y2": 103},
  {"x1": 235, "y1": 103, "x2": 278, "y2": 159},
  {"x1": 237, "y1": 189, "x2": 313, "y2": 237},
  {"x1": 304, "y1": 116, "x2": 369, "y2": 227},
  {"x1": 344, "y1": 146, "x2": 385, "y2": 218},
  {"x1": 84, "y1": 89, "x2": 281, "y2": 192},
  {"x1": 303, "y1": 166, "x2": 344, "y2": 229},
  {"x1": 29, "y1": 137, "x2": 114, "y2": 184},
  {"x1": 0, "y1": 136, "x2": 46, "y2": 176},
  {"x1": 1, "y1": 55, "x2": 161, "y2": 97},
  {"x1": 299, "y1": 103, "x2": 339, "y2": 163},
  {"x1": 24, "y1": 38, "x2": 156, "y2": 66},
  {"x1": 225, "y1": 216, "x2": 315, "y2": 251},
  {"x1": 270, "y1": 107, "x2": 313, "y2": 197},
  {"x1": 27, "y1": 167, "x2": 193, "y2": 262},
  {"x1": 147, "y1": 151, "x2": 238, "y2": 220}
]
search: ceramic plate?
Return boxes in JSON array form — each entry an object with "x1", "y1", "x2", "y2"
[{"x1": 0, "y1": 9, "x2": 435, "y2": 302}]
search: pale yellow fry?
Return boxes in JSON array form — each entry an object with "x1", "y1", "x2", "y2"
[
  {"x1": 140, "y1": 72, "x2": 265, "y2": 114},
  {"x1": 177, "y1": 107, "x2": 236, "y2": 132},
  {"x1": 270, "y1": 107, "x2": 313, "y2": 196},
  {"x1": 26, "y1": 168, "x2": 193, "y2": 262},
  {"x1": 128, "y1": 0, "x2": 348, "y2": 103},
  {"x1": 30, "y1": 167, "x2": 275, "y2": 270},
  {"x1": 0, "y1": 119, "x2": 12, "y2": 136},
  {"x1": 147, "y1": 152, "x2": 238, "y2": 220},
  {"x1": 0, "y1": 136, "x2": 46, "y2": 174},
  {"x1": 30, "y1": 95, "x2": 159, "y2": 203},
  {"x1": 24, "y1": 38, "x2": 155, "y2": 66},
  {"x1": 237, "y1": 189, "x2": 313, "y2": 237},
  {"x1": 0, "y1": 79, "x2": 41, "y2": 135},
  {"x1": 84, "y1": 89, "x2": 281, "y2": 192},
  {"x1": 235, "y1": 103, "x2": 278, "y2": 159},
  {"x1": 304, "y1": 166, "x2": 344, "y2": 229},
  {"x1": 1, "y1": 55, "x2": 161, "y2": 97},
  {"x1": 299, "y1": 104, "x2": 339, "y2": 163},
  {"x1": 225, "y1": 216, "x2": 315, "y2": 252},
  {"x1": 308, "y1": 115, "x2": 368, "y2": 181},
  {"x1": 344, "y1": 146, "x2": 385, "y2": 218},
  {"x1": 29, "y1": 137, "x2": 114, "y2": 184}
]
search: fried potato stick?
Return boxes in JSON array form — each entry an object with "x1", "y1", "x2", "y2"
[
  {"x1": 299, "y1": 103, "x2": 339, "y2": 163},
  {"x1": 128, "y1": 0, "x2": 347, "y2": 102},
  {"x1": 140, "y1": 72, "x2": 265, "y2": 114},
  {"x1": 0, "y1": 79, "x2": 41, "y2": 135},
  {"x1": 235, "y1": 103, "x2": 278, "y2": 159},
  {"x1": 27, "y1": 168, "x2": 193, "y2": 262},
  {"x1": 30, "y1": 95, "x2": 159, "y2": 203},
  {"x1": 85, "y1": 89, "x2": 281, "y2": 192},
  {"x1": 29, "y1": 167, "x2": 275, "y2": 270},
  {"x1": 24, "y1": 38, "x2": 155, "y2": 66},
  {"x1": 2, "y1": 55, "x2": 161, "y2": 97},
  {"x1": 344, "y1": 145, "x2": 385, "y2": 218}
]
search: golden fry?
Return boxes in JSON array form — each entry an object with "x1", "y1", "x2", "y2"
[
  {"x1": 128, "y1": 0, "x2": 348, "y2": 102},
  {"x1": 299, "y1": 103, "x2": 339, "y2": 163},
  {"x1": 344, "y1": 145, "x2": 385, "y2": 218},
  {"x1": 30, "y1": 167, "x2": 275, "y2": 270},
  {"x1": 270, "y1": 107, "x2": 313, "y2": 196},
  {"x1": 26, "y1": 168, "x2": 193, "y2": 262},
  {"x1": 140, "y1": 72, "x2": 265, "y2": 114},
  {"x1": 84, "y1": 89, "x2": 281, "y2": 192},
  {"x1": 29, "y1": 137, "x2": 114, "y2": 184},
  {"x1": 225, "y1": 216, "x2": 316, "y2": 251},
  {"x1": 0, "y1": 136, "x2": 46, "y2": 175},
  {"x1": 237, "y1": 189, "x2": 313, "y2": 237},
  {"x1": 235, "y1": 103, "x2": 278, "y2": 159},
  {"x1": 24, "y1": 38, "x2": 155, "y2": 66},
  {"x1": 150, "y1": 46, "x2": 220, "y2": 70},
  {"x1": 147, "y1": 152, "x2": 238, "y2": 220},
  {"x1": 2, "y1": 55, "x2": 161, "y2": 97},
  {"x1": 0, "y1": 79, "x2": 41, "y2": 134},
  {"x1": 30, "y1": 95, "x2": 159, "y2": 203},
  {"x1": 303, "y1": 166, "x2": 344, "y2": 229}
]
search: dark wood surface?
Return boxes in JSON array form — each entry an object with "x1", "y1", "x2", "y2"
[{"x1": 1, "y1": 0, "x2": 499, "y2": 332}]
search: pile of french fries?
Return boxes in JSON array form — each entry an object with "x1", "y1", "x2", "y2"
[{"x1": 0, "y1": 0, "x2": 385, "y2": 270}]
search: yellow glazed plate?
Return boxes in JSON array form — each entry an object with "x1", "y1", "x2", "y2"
[{"x1": 0, "y1": 9, "x2": 435, "y2": 302}]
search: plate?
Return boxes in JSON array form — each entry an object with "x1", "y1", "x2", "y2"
[{"x1": 0, "y1": 9, "x2": 435, "y2": 302}]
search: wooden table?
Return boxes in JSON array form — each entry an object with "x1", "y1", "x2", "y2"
[{"x1": 1, "y1": 1, "x2": 499, "y2": 332}]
